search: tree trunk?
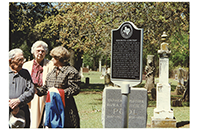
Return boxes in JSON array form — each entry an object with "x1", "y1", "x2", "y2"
[
  {"x1": 92, "y1": 57, "x2": 96, "y2": 71},
  {"x1": 70, "y1": 49, "x2": 75, "y2": 67},
  {"x1": 69, "y1": 49, "x2": 83, "y2": 72}
]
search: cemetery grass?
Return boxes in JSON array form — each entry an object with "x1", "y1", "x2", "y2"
[{"x1": 74, "y1": 71, "x2": 189, "y2": 128}]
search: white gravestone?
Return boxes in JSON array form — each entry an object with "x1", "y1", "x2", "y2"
[
  {"x1": 151, "y1": 32, "x2": 176, "y2": 128},
  {"x1": 100, "y1": 67, "x2": 106, "y2": 79},
  {"x1": 80, "y1": 67, "x2": 84, "y2": 78},
  {"x1": 99, "y1": 60, "x2": 102, "y2": 72},
  {"x1": 154, "y1": 58, "x2": 173, "y2": 119}
]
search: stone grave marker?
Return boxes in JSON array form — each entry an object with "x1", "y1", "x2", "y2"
[
  {"x1": 82, "y1": 67, "x2": 89, "y2": 73},
  {"x1": 85, "y1": 77, "x2": 89, "y2": 85},
  {"x1": 151, "y1": 32, "x2": 176, "y2": 128},
  {"x1": 80, "y1": 67, "x2": 84, "y2": 78},
  {"x1": 99, "y1": 60, "x2": 102, "y2": 72},
  {"x1": 100, "y1": 67, "x2": 106, "y2": 79},
  {"x1": 102, "y1": 87, "x2": 147, "y2": 128},
  {"x1": 175, "y1": 68, "x2": 186, "y2": 95},
  {"x1": 144, "y1": 55, "x2": 155, "y2": 92}
]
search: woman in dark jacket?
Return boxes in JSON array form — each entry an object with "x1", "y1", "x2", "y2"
[{"x1": 36, "y1": 46, "x2": 80, "y2": 128}]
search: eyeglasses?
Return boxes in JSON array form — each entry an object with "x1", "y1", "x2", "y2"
[
  {"x1": 15, "y1": 57, "x2": 26, "y2": 63},
  {"x1": 52, "y1": 56, "x2": 59, "y2": 60}
]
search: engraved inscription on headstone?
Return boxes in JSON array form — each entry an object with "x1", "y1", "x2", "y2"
[
  {"x1": 102, "y1": 87, "x2": 147, "y2": 128},
  {"x1": 111, "y1": 21, "x2": 143, "y2": 86}
]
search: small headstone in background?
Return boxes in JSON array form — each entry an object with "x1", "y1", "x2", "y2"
[
  {"x1": 99, "y1": 60, "x2": 102, "y2": 72},
  {"x1": 82, "y1": 67, "x2": 89, "y2": 73},
  {"x1": 100, "y1": 67, "x2": 106, "y2": 79},
  {"x1": 85, "y1": 77, "x2": 89, "y2": 85},
  {"x1": 172, "y1": 99, "x2": 182, "y2": 107},
  {"x1": 104, "y1": 73, "x2": 114, "y2": 87},
  {"x1": 79, "y1": 67, "x2": 84, "y2": 78},
  {"x1": 175, "y1": 68, "x2": 185, "y2": 95}
]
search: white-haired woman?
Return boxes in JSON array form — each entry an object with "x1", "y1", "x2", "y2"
[{"x1": 23, "y1": 40, "x2": 54, "y2": 128}]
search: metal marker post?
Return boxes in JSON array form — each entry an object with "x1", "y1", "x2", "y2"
[{"x1": 121, "y1": 84, "x2": 130, "y2": 128}]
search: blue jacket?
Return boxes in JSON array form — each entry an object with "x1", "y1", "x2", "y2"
[{"x1": 45, "y1": 88, "x2": 65, "y2": 128}]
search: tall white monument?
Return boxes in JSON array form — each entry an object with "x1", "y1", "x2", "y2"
[{"x1": 151, "y1": 32, "x2": 176, "y2": 128}]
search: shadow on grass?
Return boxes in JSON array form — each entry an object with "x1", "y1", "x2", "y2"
[
  {"x1": 176, "y1": 121, "x2": 190, "y2": 128},
  {"x1": 88, "y1": 102, "x2": 102, "y2": 105},
  {"x1": 80, "y1": 82, "x2": 145, "y2": 92},
  {"x1": 79, "y1": 82, "x2": 190, "y2": 107},
  {"x1": 80, "y1": 82, "x2": 104, "y2": 92}
]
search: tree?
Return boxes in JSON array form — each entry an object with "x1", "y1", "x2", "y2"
[
  {"x1": 102, "y1": 2, "x2": 189, "y2": 74},
  {"x1": 34, "y1": 2, "x2": 112, "y2": 70},
  {"x1": 9, "y1": 2, "x2": 58, "y2": 59},
  {"x1": 10, "y1": 2, "x2": 189, "y2": 72}
]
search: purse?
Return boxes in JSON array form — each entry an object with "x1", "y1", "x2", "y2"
[{"x1": 9, "y1": 109, "x2": 26, "y2": 128}]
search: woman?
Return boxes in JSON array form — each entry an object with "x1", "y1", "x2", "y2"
[
  {"x1": 36, "y1": 46, "x2": 81, "y2": 128},
  {"x1": 23, "y1": 40, "x2": 54, "y2": 128}
]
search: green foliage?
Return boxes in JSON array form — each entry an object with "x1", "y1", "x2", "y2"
[
  {"x1": 170, "y1": 32, "x2": 189, "y2": 67},
  {"x1": 9, "y1": 2, "x2": 59, "y2": 59},
  {"x1": 82, "y1": 53, "x2": 93, "y2": 69},
  {"x1": 83, "y1": 49, "x2": 110, "y2": 70},
  {"x1": 9, "y1": 2, "x2": 189, "y2": 71}
]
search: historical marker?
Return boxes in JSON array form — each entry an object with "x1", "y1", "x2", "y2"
[
  {"x1": 111, "y1": 21, "x2": 143, "y2": 87},
  {"x1": 109, "y1": 21, "x2": 143, "y2": 128}
]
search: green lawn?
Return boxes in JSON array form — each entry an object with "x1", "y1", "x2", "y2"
[
  {"x1": 74, "y1": 92, "x2": 103, "y2": 128},
  {"x1": 81, "y1": 71, "x2": 105, "y2": 84},
  {"x1": 74, "y1": 71, "x2": 190, "y2": 128}
]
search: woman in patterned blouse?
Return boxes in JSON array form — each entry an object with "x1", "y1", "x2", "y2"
[{"x1": 36, "y1": 46, "x2": 81, "y2": 128}]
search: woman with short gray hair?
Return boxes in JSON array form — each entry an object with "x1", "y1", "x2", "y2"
[
  {"x1": 23, "y1": 40, "x2": 54, "y2": 128},
  {"x1": 31, "y1": 41, "x2": 48, "y2": 54}
]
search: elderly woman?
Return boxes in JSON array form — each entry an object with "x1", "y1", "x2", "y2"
[
  {"x1": 23, "y1": 40, "x2": 54, "y2": 128},
  {"x1": 36, "y1": 46, "x2": 80, "y2": 128}
]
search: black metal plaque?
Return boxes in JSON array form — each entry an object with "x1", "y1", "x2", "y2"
[{"x1": 111, "y1": 21, "x2": 143, "y2": 84}]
